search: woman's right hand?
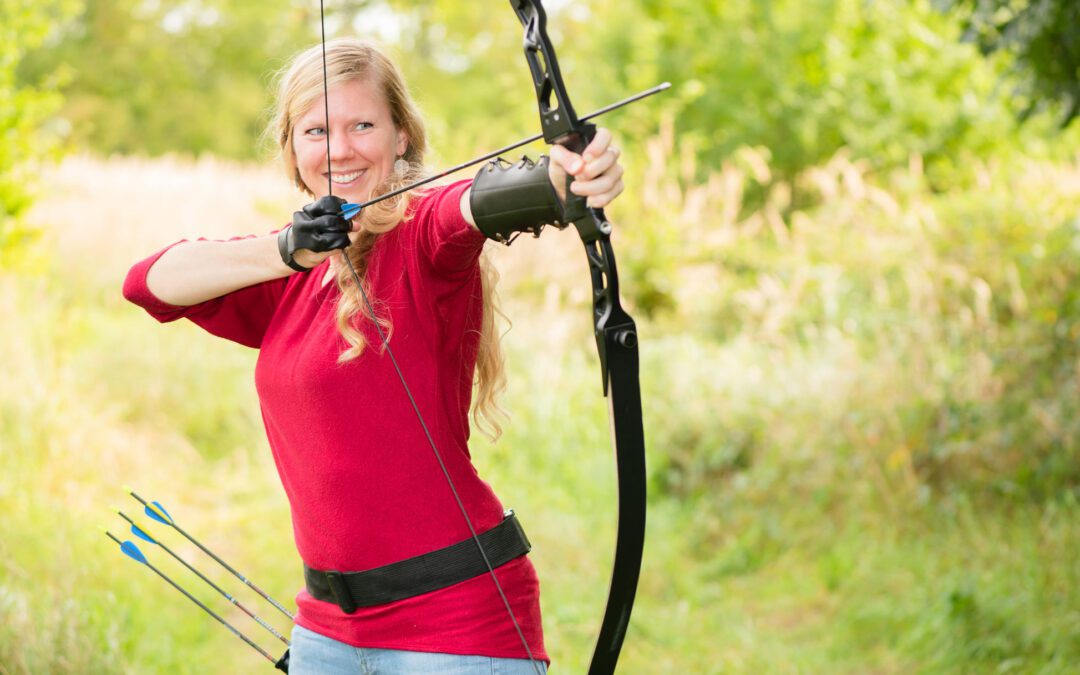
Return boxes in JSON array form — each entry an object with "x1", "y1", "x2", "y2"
[{"x1": 287, "y1": 195, "x2": 353, "y2": 268}]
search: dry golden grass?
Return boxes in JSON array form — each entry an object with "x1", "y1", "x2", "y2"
[
  {"x1": 16, "y1": 147, "x2": 1080, "y2": 674},
  {"x1": 7, "y1": 154, "x2": 610, "y2": 673}
]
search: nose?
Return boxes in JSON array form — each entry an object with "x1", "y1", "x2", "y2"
[{"x1": 326, "y1": 128, "x2": 353, "y2": 164}]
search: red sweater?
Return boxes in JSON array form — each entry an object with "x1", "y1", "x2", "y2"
[{"x1": 123, "y1": 180, "x2": 546, "y2": 661}]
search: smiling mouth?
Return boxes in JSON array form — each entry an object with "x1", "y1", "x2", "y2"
[{"x1": 330, "y1": 169, "x2": 365, "y2": 184}]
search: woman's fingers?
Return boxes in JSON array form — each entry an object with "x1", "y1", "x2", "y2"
[
  {"x1": 547, "y1": 127, "x2": 625, "y2": 208},
  {"x1": 570, "y1": 161, "x2": 625, "y2": 208},
  {"x1": 582, "y1": 145, "x2": 620, "y2": 181},
  {"x1": 548, "y1": 143, "x2": 582, "y2": 177}
]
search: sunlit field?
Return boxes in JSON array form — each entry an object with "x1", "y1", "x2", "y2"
[{"x1": 3, "y1": 149, "x2": 1080, "y2": 673}]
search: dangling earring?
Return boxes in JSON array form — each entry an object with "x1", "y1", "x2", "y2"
[{"x1": 393, "y1": 157, "x2": 409, "y2": 175}]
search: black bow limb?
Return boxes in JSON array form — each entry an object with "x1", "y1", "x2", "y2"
[{"x1": 509, "y1": 2, "x2": 649, "y2": 673}]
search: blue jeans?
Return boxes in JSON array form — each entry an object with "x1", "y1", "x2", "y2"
[{"x1": 289, "y1": 624, "x2": 548, "y2": 675}]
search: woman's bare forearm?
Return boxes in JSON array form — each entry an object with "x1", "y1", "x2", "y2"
[{"x1": 145, "y1": 234, "x2": 297, "y2": 306}]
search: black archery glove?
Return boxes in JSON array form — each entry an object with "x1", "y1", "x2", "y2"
[{"x1": 278, "y1": 195, "x2": 352, "y2": 272}]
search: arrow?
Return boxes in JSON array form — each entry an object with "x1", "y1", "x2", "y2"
[
  {"x1": 336, "y1": 82, "x2": 671, "y2": 220},
  {"x1": 103, "y1": 529, "x2": 290, "y2": 672},
  {"x1": 113, "y1": 506, "x2": 290, "y2": 645},
  {"x1": 123, "y1": 486, "x2": 294, "y2": 621}
]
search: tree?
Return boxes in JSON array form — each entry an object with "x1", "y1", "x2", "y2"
[
  {"x1": 571, "y1": 0, "x2": 1022, "y2": 186},
  {"x1": 0, "y1": 0, "x2": 80, "y2": 261},
  {"x1": 947, "y1": 0, "x2": 1080, "y2": 126},
  {"x1": 17, "y1": 0, "x2": 317, "y2": 160}
]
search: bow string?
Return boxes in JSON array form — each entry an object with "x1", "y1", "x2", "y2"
[
  {"x1": 317, "y1": 2, "x2": 648, "y2": 673},
  {"x1": 508, "y1": 3, "x2": 647, "y2": 673}
]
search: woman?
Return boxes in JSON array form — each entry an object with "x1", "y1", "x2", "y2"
[{"x1": 123, "y1": 38, "x2": 624, "y2": 674}]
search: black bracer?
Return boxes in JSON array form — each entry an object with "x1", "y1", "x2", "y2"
[{"x1": 469, "y1": 155, "x2": 565, "y2": 244}]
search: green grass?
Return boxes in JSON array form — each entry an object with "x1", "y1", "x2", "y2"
[{"x1": 3, "y1": 152, "x2": 1080, "y2": 673}]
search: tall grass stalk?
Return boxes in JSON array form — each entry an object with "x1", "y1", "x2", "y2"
[{"x1": 2, "y1": 147, "x2": 1079, "y2": 672}]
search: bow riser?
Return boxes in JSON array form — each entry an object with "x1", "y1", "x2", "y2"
[{"x1": 509, "y1": 2, "x2": 649, "y2": 673}]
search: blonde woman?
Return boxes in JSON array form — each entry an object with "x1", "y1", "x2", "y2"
[{"x1": 123, "y1": 38, "x2": 624, "y2": 674}]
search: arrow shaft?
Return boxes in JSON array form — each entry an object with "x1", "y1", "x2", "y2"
[
  {"x1": 128, "y1": 491, "x2": 295, "y2": 620},
  {"x1": 352, "y1": 82, "x2": 670, "y2": 212},
  {"x1": 119, "y1": 512, "x2": 290, "y2": 645},
  {"x1": 163, "y1": 543, "x2": 289, "y2": 644},
  {"x1": 105, "y1": 532, "x2": 279, "y2": 665}
]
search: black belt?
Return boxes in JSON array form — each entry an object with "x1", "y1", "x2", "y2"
[{"x1": 304, "y1": 510, "x2": 531, "y2": 614}]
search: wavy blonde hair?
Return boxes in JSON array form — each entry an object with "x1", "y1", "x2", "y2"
[{"x1": 268, "y1": 38, "x2": 508, "y2": 439}]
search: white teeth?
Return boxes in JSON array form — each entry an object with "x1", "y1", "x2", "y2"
[{"x1": 331, "y1": 170, "x2": 363, "y2": 184}]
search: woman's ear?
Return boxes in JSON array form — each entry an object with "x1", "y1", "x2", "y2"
[{"x1": 396, "y1": 129, "x2": 409, "y2": 157}]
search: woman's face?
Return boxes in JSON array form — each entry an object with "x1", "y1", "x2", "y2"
[{"x1": 292, "y1": 77, "x2": 408, "y2": 202}]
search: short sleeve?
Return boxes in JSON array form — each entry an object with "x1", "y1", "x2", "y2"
[
  {"x1": 122, "y1": 236, "x2": 289, "y2": 349},
  {"x1": 410, "y1": 180, "x2": 487, "y2": 277}
]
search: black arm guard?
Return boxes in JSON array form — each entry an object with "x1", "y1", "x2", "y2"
[{"x1": 469, "y1": 155, "x2": 564, "y2": 245}]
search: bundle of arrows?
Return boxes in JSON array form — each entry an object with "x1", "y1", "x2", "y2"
[{"x1": 103, "y1": 487, "x2": 293, "y2": 672}]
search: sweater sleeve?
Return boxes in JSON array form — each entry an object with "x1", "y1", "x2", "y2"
[
  {"x1": 122, "y1": 237, "x2": 289, "y2": 349},
  {"x1": 410, "y1": 180, "x2": 487, "y2": 277}
]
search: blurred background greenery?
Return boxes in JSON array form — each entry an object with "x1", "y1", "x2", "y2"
[{"x1": 3, "y1": 0, "x2": 1080, "y2": 673}]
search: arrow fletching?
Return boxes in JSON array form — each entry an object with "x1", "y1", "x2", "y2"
[
  {"x1": 103, "y1": 526, "x2": 283, "y2": 666},
  {"x1": 341, "y1": 203, "x2": 362, "y2": 220},
  {"x1": 125, "y1": 487, "x2": 295, "y2": 620},
  {"x1": 120, "y1": 540, "x2": 148, "y2": 565},
  {"x1": 112, "y1": 504, "x2": 158, "y2": 544},
  {"x1": 130, "y1": 521, "x2": 156, "y2": 544},
  {"x1": 146, "y1": 501, "x2": 174, "y2": 525}
]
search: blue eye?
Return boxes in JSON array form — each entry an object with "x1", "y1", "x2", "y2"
[
  {"x1": 354, "y1": 122, "x2": 373, "y2": 131},
  {"x1": 305, "y1": 127, "x2": 326, "y2": 137}
]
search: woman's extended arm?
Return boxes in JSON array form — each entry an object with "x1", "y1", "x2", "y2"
[{"x1": 145, "y1": 234, "x2": 316, "y2": 307}]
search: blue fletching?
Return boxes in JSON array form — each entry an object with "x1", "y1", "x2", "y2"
[
  {"x1": 341, "y1": 203, "x2": 362, "y2": 219},
  {"x1": 145, "y1": 501, "x2": 174, "y2": 525},
  {"x1": 130, "y1": 523, "x2": 156, "y2": 544},
  {"x1": 120, "y1": 540, "x2": 148, "y2": 565}
]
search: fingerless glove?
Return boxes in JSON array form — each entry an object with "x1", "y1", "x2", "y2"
[{"x1": 278, "y1": 195, "x2": 352, "y2": 271}]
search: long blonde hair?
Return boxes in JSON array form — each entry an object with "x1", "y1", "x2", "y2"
[{"x1": 268, "y1": 38, "x2": 508, "y2": 439}]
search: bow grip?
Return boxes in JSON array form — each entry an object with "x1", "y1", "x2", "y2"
[{"x1": 557, "y1": 120, "x2": 597, "y2": 223}]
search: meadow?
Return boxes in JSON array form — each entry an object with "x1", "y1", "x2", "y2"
[{"x1": 2, "y1": 144, "x2": 1080, "y2": 674}]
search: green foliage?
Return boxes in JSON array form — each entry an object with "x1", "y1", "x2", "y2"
[
  {"x1": 9, "y1": 0, "x2": 1076, "y2": 234},
  {"x1": 20, "y1": 0, "x2": 1053, "y2": 186},
  {"x1": 625, "y1": 133, "x2": 1080, "y2": 503},
  {"x1": 6, "y1": 132, "x2": 1080, "y2": 670},
  {"x1": 573, "y1": 0, "x2": 1029, "y2": 185},
  {"x1": 949, "y1": 0, "x2": 1080, "y2": 126},
  {"x1": 0, "y1": 0, "x2": 77, "y2": 262},
  {"x1": 6, "y1": 1, "x2": 1080, "y2": 671},
  {"x1": 18, "y1": 0, "x2": 317, "y2": 160}
]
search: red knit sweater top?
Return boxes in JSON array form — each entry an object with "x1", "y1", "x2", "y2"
[{"x1": 123, "y1": 180, "x2": 546, "y2": 661}]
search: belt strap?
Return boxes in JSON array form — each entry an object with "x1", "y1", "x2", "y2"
[{"x1": 304, "y1": 510, "x2": 531, "y2": 613}]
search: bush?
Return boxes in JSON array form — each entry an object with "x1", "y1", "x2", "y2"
[
  {"x1": 627, "y1": 132, "x2": 1080, "y2": 502},
  {"x1": 0, "y1": 0, "x2": 77, "y2": 264}
]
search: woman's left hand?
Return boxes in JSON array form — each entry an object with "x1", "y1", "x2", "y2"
[{"x1": 548, "y1": 127, "x2": 625, "y2": 210}]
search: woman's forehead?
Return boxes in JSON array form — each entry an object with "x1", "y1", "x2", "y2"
[{"x1": 297, "y1": 78, "x2": 390, "y2": 122}]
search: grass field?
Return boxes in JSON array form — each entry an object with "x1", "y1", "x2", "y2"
[{"x1": 2, "y1": 152, "x2": 1079, "y2": 673}]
